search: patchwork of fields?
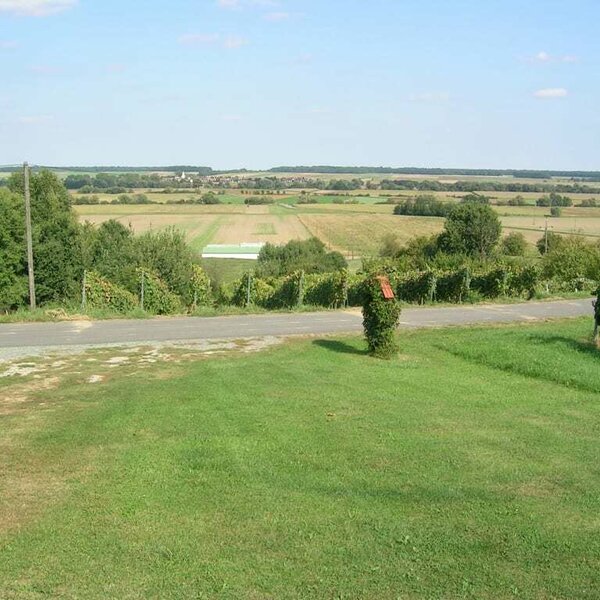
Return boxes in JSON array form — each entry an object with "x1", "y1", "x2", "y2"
[{"x1": 75, "y1": 195, "x2": 600, "y2": 259}]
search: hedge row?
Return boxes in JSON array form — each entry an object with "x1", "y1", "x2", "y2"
[
  {"x1": 84, "y1": 263, "x2": 598, "y2": 315},
  {"x1": 230, "y1": 263, "x2": 596, "y2": 310}
]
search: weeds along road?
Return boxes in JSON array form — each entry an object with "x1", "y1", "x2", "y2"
[{"x1": 0, "y1": 298, "x2": 594, "y2": 362}]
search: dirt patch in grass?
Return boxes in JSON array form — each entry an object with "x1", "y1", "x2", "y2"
[{"x1": 0, "y1": 376, "x2": 61, "y2": 416}]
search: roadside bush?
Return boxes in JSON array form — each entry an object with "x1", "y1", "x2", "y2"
[
  {"x1": 304, "y1": 270, "x2": 349, "y2": 308},
  {"x1": 397, "y1": 271, "x2": 438, "y2": 304},
  {"x1": 84, "y1": 271, "x2": 137, "y2": 312},
  {"x1": 501, "y1": 232, "x2": 527, "y2": 256},
  {"x1": 190, "y1": 264, "x2": 212, "y2": 308},
  {"x1": 436, "y1": 267, "x2": 471, "y2": 302},
  {"x1": 536, "y1": 231, "x2": 564, "y2": 255},
  {"x1": 542, "y1": 236, "x2": 600, "y2": 284},
  {"x1": 510, "y1": 264, "x2": 540, "y2": 299},
  {"x1": 138, "y1": 269, "x2": 181, "y2": 315},
  {"x1": 232, "y1": 273, "x2": 275, "y2": 307}
]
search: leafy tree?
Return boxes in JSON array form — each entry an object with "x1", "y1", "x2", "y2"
[
  {"x1": 379, "y1": 233, "x2": 404, "y2": 258},
  {"x1": 461, "y1": 192, "x2": 490, "y2": 205},
  {"x1": 83, "y1": 220, "x2": 138, "y2": 290},
  {"x1": 542, "y1": 236, "x2": 600, "y2": 283},
  {"x1": 508, "y1": 195, "x2": 527, "y2": 206},
  {"x1": 393, "y1": 195, "x2": 450, "y2": 217},
  {"x1": 438, "y1": 203, "x2": 501, "y2": 257},
  {"x1": 135, "y1": 228, "x2": 196, "y2": 303},
  {"x1": 536, "y1": 232, "x2": 564, "y2": 255},
  {"x1": 501, "y1": 232, "x2": 527, "y2": 257},
  {"x1": 8, "y1": 170, "x2": 83, "y2": 304},
  {"x1": 256, "y1": 238, "x2": 347, "y2": 277},
  {"x1": 0, "y1": 189, "x2": 27, "y2": 310},
  {"x1": 536, "y1": 192, "x2": 572, "y2": 207}
]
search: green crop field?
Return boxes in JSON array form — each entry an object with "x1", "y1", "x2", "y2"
[{"x1": 0, "y1": 318, "x2": 598, "y2": 598}]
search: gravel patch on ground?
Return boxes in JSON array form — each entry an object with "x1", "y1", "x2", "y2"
[{"x1": 0, "y1": 337, "x2": 282, "y2": 365}]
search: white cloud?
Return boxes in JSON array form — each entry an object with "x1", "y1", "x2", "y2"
[
  {"x1": 534, "y1": 51, "x2": 551, "y2": 63},
  {"x1": 222, "y1": 114, "x2": 242, "y2": 122},
  {"x1": 0, "y1": 0, "x2": 77, "y2": 17},
  {"x1": 18, "y1": 114, "x2": 53, "y2": 124},
  {"x1": 0, "y1": 40, "x2": 18, "y2": 48},
  {"x1": 534, "y1": 88, "x2": 568, "y2": 98}
]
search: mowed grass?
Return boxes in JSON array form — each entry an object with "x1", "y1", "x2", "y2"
[{"x1": 1, "y1": 319, "x2": 599, "y2": 598}]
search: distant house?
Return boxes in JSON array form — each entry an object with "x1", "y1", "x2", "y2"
[{"x1": 201, "y1": 243, "x2": 265, "y2": 260}]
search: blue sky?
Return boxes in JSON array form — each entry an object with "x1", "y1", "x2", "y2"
[{"x1": 0, "y1": 0, "x2": 598, "y2": 169}]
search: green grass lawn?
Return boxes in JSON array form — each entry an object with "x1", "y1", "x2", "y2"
[{"x1": 1, "y1": 319, "x2": 599, "y2": 598}]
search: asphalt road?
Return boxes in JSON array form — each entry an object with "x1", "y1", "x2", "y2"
[{"x1": 0, "y1": 298, "x2": 593, "y2": 361}]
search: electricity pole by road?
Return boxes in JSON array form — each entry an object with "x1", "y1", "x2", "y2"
[{"x1": 23, "y1": 162, "x2": 37, "y2": 310}]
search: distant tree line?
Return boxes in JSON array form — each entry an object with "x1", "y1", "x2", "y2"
[
  {"x1": 381, "y1": 179, "x2": 600, "y2": 195},
  {"x1": 269, "y1": 166, "x2": 600, "y2": 179}
]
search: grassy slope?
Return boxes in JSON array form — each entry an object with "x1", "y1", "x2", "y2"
[{"x1": 1, "y1": 319, "x2": 599, "y2": 599}]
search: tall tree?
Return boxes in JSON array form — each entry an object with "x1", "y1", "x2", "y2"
[
  {"x1": 439, "y1": 203, "x2": 501, "y2": 258},
  {"x1": 0, "y1": 189, "x2": 27, "y2": 310},
  {"x1": 8, "y1": 170, "x2": 83, "y2": 304}
]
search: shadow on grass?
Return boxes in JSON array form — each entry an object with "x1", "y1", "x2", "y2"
[
  {"x1": 531, "y1": 335, "x2": 600, "y2": 360},
  {"x1": 312, "y1": 339, "x2": 368, "y2": 356}
]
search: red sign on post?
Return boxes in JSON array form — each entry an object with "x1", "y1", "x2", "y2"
[{"x1": 377, "y1": 276, "x2": 395, "y2": 300}]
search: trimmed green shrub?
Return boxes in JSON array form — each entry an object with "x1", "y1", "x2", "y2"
[{"x1": 362, "y1": 275, "x2": 402, "y2": 359}]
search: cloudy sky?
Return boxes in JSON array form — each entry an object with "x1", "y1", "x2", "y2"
[{"x1": 0, "y1": 0, "x2": 598, "y2": 169}]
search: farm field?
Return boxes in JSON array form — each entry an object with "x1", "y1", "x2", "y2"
[
  {"x1": 502, "y1": 215, "x2": 600, "y2": 243},
  {"x1": 0, "y1": 318, "x2": 599, "y2": 598},
  {"x1": 299, "y1": 213, "x2": 444, "y2": 255},
  {"x1": 75, "y1": 196, "x2": 600, "y2": 259}
]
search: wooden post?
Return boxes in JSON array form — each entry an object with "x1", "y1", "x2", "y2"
[
  {"x1": 246, "y1": 273, "x2": 252, "y2": 307},
  {"x1": 594, "y1": 291, "x2": 600, "y2": 345},
  {"x1": 81, "y1": 270, "x2": 87, "y2": 310},
  {"x1": 297, "y1": 271, "x2": 304, "y2": 308},
  {"x1": 23, "y1": 162, "x2": 36, "y2": 310}
]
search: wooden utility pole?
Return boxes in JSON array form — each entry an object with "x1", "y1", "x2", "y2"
[{"x1": 23, "y1": 162, "x2": 36, "y2": 310}]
